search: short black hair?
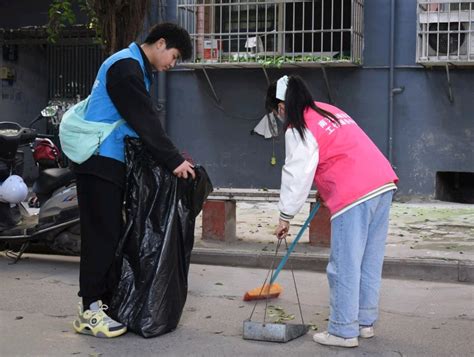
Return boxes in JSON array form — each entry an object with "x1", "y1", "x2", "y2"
[{"x1": 144, "y1": 22, "x2": 192, "y2": 60}]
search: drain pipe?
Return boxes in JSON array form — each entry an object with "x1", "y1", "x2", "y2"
[
  {"x1": 157, "y1": 72, "x2": 167, "y2": 130},
  {"x1": 157, "y1": 1, "x2": 168, "y2": 130},
  {"x1": 388, "y1": 0, "x2": 395, "y2": 164}
]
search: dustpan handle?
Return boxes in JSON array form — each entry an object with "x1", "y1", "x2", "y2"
[{"x1": 270, "y1": 202, "x2": 320, "y2": 284}]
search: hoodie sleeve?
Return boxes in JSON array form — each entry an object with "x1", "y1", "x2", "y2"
[
  {"x1": 278, "y1": 128, "x2": 319, "y2": 221},
  {"x1": 106, "y1": 58, "x2": 185, "y2": 171}
]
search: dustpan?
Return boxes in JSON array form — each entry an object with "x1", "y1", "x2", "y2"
[
  {"x1": 242, "y1": 238, "x2": 310, "y2": 343},
  {"x1": 243, "y1": 320, "x2": 309, "y2": 343}
]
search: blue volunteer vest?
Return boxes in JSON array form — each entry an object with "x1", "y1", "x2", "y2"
[{"x1": 85, "y1": 42, "x2": 151, "y2": 162}]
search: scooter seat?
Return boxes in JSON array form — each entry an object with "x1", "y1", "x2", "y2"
[{"x1": 33, "y1": 168, "x2": 75, "y2": 196}]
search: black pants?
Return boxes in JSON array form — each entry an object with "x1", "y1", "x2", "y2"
[{"x1": 76, "y1": 173, "x2": 124, "y2": 309}]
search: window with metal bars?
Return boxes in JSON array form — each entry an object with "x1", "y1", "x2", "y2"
[
  {"x1": 177, "y1": 0, "x2": 364, "y2": 68},
  {"x1": 47, "y1": 44, "x2": 105, "y2": 99},
  {"x1": 417, "y1": 0, "x2": 474, "y2": 65}
]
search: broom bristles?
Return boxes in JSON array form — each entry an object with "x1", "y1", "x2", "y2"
[{"x1": 243, "y1": 283, "x2": 283, "y2": 301}]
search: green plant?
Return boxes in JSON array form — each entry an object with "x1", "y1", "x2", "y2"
[
  {"x1": 78, "y1": 0, "x2": 100, "y2": 38},
  {"x1": 47, "y1": 0, "x2": 152, "y2": 54},
  {"x1": 196, "y1": 54, "x2": 355, "y2": 67},
  {"x1": 47, "y1": 0, "x2": 77, "y2": 44}
]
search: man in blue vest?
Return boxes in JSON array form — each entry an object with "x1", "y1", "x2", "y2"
[{"x1": 72, "y1": 23, "x2": 195, "y2": 338}]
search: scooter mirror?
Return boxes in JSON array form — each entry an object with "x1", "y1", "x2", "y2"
[{"x1": 41, "y1": 106, "x2": 59, "y2": 118}]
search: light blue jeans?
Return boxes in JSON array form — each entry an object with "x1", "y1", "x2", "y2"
[{"x1": 326, "y1": 190, "x2": 394, "y2": 338}]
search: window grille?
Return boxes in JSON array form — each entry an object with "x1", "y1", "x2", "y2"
[
  {"x1": 417, "y1": 0, "x2": 474, "y2": 65},
  {"x1": 177, "y1": 0, "x2": 364, "y2": 68},
  {"x1": 47, "y1": 44, "x2": 105, "y2": 100}
]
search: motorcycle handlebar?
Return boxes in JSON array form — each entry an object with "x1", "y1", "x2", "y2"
[
  {"x1": 19, "y1": 128, "x2": 37, "y2": 144},
  {"x1": 36, "y1": 133, "x2": 55, "y2": 139},
  {"x1": 27, "y1": 114, "x2": 43, "y2": 129},
  {"x1": 26, "y1": 113, "x2": 58, "y2": 141}
]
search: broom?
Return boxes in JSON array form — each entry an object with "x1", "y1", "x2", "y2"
[{"x1": 243, "y1": 202, "x2": 321, "y2": 301}]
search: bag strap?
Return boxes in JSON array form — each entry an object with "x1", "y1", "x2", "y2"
[
  {"x1": 112, "y1": 118, "x2": 126, "y2": 129},
  {"x1": 71, "y1": 95, "x2": 126, "y2": 130}
]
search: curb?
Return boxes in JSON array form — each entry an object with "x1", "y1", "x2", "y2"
[{"x1": 191, "y1": 248, "x2": 474, "y2": 284}]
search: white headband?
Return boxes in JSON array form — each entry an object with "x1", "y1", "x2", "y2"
[{"x1": 276, "y1": 75, "x2": 289, "y2": 101}]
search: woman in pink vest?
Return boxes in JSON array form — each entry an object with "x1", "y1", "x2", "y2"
[{"x1": 268, "y1": 75, "x2": 398, "y2": 348}]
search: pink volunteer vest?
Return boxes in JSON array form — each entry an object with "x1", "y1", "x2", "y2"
[{"x1": 304, "y1": 102, "x2": 398, "y2": 215}]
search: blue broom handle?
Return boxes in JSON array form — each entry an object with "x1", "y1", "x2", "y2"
[{"x1": 270, "y1": 201, "x2": 321, "y2": 284}]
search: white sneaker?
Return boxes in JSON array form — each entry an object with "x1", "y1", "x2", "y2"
[
  {"x1": 313, "y1": 331, "x2": 359, "y2": 348},
  {"x1": 359, "y1": 326, "x2": 375, "y2": 338}
]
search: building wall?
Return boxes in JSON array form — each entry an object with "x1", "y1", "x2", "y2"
[
  {"x1": 1, "y1": 0, "x2": 473, "y2": 195},
  {"x1": 0, "y1": 0, "x2": 86, "y2": 181},
  {"x1": 0, "y1": 0, "x2": 87, "y2": 28},
  {"x1": 0, "y1": 0, "x2": 51, "y2": 28},
  {"x1": 164, "y1": 0, "x2": 474, "y2": 196},
  {"x1": 0, "y1": 44, "x2": 49, "y2": 181}
]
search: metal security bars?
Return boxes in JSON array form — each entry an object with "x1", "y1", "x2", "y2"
[
  {"x1": 177, "y1": 0, "x2": 364, "y2": 68},
  {"x1": 47, "y1": 44, "x2": 105, "y2": 100},
  {"x1": 417, "y1": 0, "x2": 474, "y2": 65}
]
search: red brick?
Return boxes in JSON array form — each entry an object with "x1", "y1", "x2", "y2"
[
  {"x1": 202, "y1": 200, "x2": 236, "y2": 242},
  {"x1": 309, "y1": 203, "x2": 331, "y2": 247}
]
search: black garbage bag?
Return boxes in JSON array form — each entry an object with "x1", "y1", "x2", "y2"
[{"x1": 109, "y1": 138, "x2": 213, "y2": 338}]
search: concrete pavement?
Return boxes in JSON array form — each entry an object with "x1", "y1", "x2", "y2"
[
  {"x1": 192, "y1": 201, "x2": 474, "y2": 283},
  {"x1": 0, "y1": 254, "x2": 473, "y2": 356},
  {"x1": 3, "y1": 200, "x2": 473, "y2": 282}
]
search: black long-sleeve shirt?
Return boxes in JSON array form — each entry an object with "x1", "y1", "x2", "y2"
[{"x1": 73, "y1": 44, "x2": 184, "y2": 187}]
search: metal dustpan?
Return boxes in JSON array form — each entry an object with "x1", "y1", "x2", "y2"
[
  {"x1": 243, "y1": 320, "x2": 309, "y2": 343},
  {"x1": 243, "y1": 232, "x2": 315, "y2": 343}
]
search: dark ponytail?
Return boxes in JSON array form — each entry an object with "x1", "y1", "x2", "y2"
[
  {"x1": 286, "y1": 76, "x2": 339, "y2": 140},
  {"x1": 265, "y1": 75, "x2": 339, "y2": 141}
]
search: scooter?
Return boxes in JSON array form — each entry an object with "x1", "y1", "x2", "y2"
[{"x1": 0, "y1": 106, "x2": 80, "y2": 263}]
